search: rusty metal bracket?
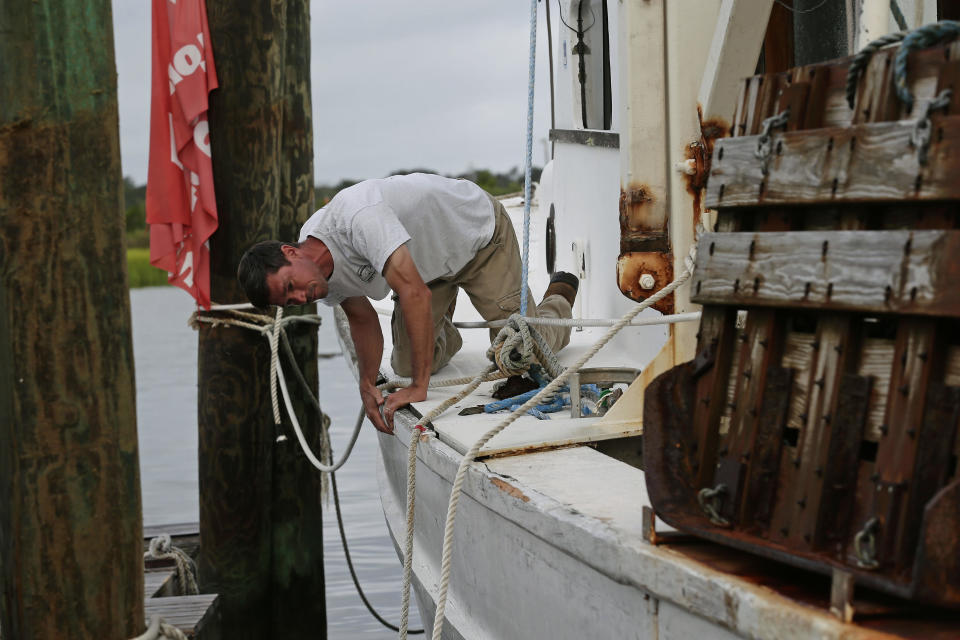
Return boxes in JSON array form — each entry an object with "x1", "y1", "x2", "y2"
[
  {"x1": 829, "y1": 568, "x2": 856, "y2": 623},
  {"x1": 642, "y1": 506, "x2": 660, "y2": 545}
]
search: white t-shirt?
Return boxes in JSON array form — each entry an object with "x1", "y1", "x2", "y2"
[{"x1": 298, "y1": 173, "x2": 496, "y2": 306}]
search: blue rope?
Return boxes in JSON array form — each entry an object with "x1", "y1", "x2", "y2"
[
  {"x1": 484, "y1": 383, "x2": 602, "y2": 416},
  {"x1": 520, "y1": 0, "x2": 537, "y2": 315},
  {"x1": 894, "y1": 21, "x2": 960, "y2": 110},
  {"x1": 846, "y1": 21, "x2": 960, "y2": 110}
]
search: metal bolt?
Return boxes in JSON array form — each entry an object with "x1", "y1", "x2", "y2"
[{"x1": 639, "y1": 273, "x2": 656, "y2": 289}]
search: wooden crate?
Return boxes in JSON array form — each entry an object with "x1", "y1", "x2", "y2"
[{"x1": 643, "y1": 39, "x2": 960, "y2": 608}]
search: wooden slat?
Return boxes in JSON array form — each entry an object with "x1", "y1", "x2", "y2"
[
  {"x1": 706, "y1": 115, "x2": 960, "y2": 208},
  {"x1": 713, "y1": 311, "x2": 787, "y2": 526},
  {"x1": 867, "y1": 319, "x2": 939, "y2": 567},
  {"x1": 692, "y1": 230, "x2": 960, "y2": 316},
  {"x1": 851, "y1": 46, "x2": 901, "y2": 125},
  {"x1": 770, "y1": 316, "x2": 854, "y2": 547},
  {"x1": 898, "y1": 383, "x2": 960, "y2": 565},
  {"x1": 799, "y1": 65, "x2": 831, "y2": 130},
  {"x1": 691, "y1": 307, "x2": 739, "y2": 489},
  {"x1": 814, "y1": 373, "x2": 872, "y2": 550},
  {"x1": 740, "y1": 365, "x2": 793, "y2": 529},
  {"x1": 144, "y1": 594, "x2": 220, "y2": 639}
]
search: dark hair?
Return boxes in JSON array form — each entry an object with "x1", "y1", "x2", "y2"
[{"x1": 236, "y1": 240, "x2": 299, "y2": 308}]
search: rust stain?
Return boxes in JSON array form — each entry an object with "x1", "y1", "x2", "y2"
[
  {"x1": 491, "y1": 477, "x2": 530, "y2": 502},
  {"x1": 619, "y1": 183, "x2": 658, "y2": 232},
  {"x1": 686, "y1": 105, "x2": 731, "y2": 228},
  {"x1": 617, "y1": 252, "x2": 675, "y2": 315}
]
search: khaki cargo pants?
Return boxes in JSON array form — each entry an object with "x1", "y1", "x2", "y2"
[{"x1": 391, "y1": 197, "x2": 572, "y2": 376}]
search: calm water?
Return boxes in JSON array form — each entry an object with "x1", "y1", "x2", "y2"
[{"x1": 131, "y1": 286, "x2": 422, "y2": 637}]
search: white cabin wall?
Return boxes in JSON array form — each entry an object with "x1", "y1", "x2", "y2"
[
  {"x1": 853, "y1": 0, "x2": 940, "y2": 51},
  {"x1": 542, "y1": 0, "x2": 665, "y2": 362}
]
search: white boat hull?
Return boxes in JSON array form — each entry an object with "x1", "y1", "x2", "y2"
[{"x1": 376, "y1": 415, "x2": 878, "y2": 640}]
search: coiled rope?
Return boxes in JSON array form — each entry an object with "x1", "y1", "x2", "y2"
[{"x1": 846, "y1": 20, "x2": 960, "y2": 111}]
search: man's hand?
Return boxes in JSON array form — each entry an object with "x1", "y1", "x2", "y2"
[
  {"x1": 382, "y1": 384, "x2": 428, "y2": 430},
  {"x1": 360, "y1": 380, "x2": 391, "y2": 434}
]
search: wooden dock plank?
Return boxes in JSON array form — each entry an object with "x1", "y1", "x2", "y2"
[{"x1": 144, "y1": 594, "x2": 220, "y2": 640}]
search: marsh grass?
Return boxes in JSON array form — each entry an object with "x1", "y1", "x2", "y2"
[{"x1": 127, "y1": 248, "x2": 170, "y2": 288}]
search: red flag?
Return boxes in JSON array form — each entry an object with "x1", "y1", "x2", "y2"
[{"x1": 146, "y1": 0, "x2": 218, "y2": 309}]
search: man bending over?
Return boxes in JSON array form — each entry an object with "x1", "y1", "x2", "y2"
[{"x1": 237, "y1": 173, "x2": 578, "y2": 433}]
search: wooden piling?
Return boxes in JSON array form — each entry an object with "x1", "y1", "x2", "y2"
[
  {"x1": 0, "y1": 1, "x2": 144, "y2": 638},
  {"x1": 198, "y1": 1, "x2": 326, "y2": 638}
]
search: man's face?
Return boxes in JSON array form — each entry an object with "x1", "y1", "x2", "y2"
[{"x1": 265, "y1": 245, "x2": 329, "y2": 306}]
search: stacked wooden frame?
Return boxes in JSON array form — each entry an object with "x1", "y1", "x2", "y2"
[{"x1": 643, "y1": 39, "x2": 960, "y2": 607}]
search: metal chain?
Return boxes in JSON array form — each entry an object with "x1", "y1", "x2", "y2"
[
  {"x1": 697, "y1": 484, "x2": 731, "y2": 526},
  {"x1": 911, "y1": 88, "x2": 953, "y2": 165},
  {"x1": 853, "y1": 517, "x2": 881, "y2": 569},
  {"x1": 754, "y1": 109, "x2": 790, "y2": 175}
]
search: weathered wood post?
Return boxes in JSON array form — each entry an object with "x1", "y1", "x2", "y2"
[
  {"x1": 198, "y1": 1, "x2": 326, "y2": 638},
  {"x1": 0, "y1": 1, "x2": 144, "y2": 638}
]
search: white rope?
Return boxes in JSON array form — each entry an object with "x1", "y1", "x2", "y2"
[
  {"x1": 270, "y1": 307, "x2": 284, "y2": 425},
  {"x1": 130, "y1": 616, "x2": 189, "y2": 640},
  {"x1": 192, "y1": 307, "x2": 358, "y2": 473},
  {"x1": 207, "y1": 301, "x2": 256, "y2": 311},
  {"x1": 275, "y1": 349, "x2": 366, "y2": 473},
  {"x1": 370, "y1": 304, "x2": 701, "y2": 330},
  {"x1": 453, "y1": 310, "x2": 701, "y2": 329},
  {"x1": 429, "y1": 244, "x2": 698, "y2": 639},
  {"x1": 144, "y1": 534, "x2": 199, "y2": 596},
  {"x1": 398, "y1": 363, "x2": 498, "y2": 639}
]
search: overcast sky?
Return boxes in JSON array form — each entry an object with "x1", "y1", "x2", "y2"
[{"x1": 111, "y1": 1, "x2": 553, "y2": 187}]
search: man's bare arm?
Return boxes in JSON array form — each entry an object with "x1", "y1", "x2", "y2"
[
  {"x1": 340, "y1": 295, "x2": 391, "y2": 433},
  {"x1": 382, "y1": 245, "x2": 432, "y2": 427}
]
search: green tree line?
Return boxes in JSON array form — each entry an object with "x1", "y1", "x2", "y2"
[{"x1": 124, "y1": 166, "x2": 542, "y2": 287}]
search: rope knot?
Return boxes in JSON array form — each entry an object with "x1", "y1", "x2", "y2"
[{"x1": 144, "y1": 534, "x2": 199, "y2": 596}]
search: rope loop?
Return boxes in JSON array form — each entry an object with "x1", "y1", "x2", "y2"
[
  {"x1": 144, "y1": 534, "x2": 199, "y2": 596},
  {"x1": 911, "y1": 88, "x2": 953, "y2": 165},
  {"x1": 894, "y1": 21, "x2": 960, "y2": 110},
  {"x1": 845, "y1": 31, "x2": 908, "y2": 109},
  {"x1": 697, "y1": 484, "x2": 731, "y2": 526},
  {"x1": 854, "y1": 517, "x2": 881, "y2": 569},
  {"x1": 754, "y1": 109, "x2": 789, "y2": 175}
]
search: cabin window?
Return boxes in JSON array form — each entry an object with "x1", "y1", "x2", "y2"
[{"x1": 560, "y1": 0, "x2": 612, "y2": 131}]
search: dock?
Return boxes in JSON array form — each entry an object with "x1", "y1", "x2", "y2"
[{"x1": 143, "y1": 524, "x2": 220, "y2": 639}]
